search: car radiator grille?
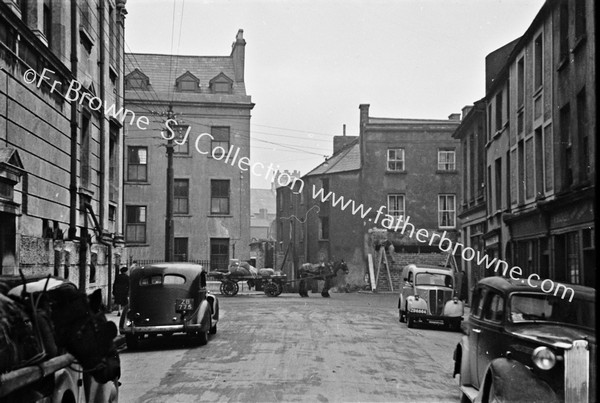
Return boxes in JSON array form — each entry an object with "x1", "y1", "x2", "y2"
[
  {"x1": 428, "y1": 289, "x2": 453, "y2": 316},
  {"x1": 564, "y1": 339, "x2": 593, "y2": 403}
]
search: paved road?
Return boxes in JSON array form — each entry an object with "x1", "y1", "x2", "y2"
[{"x1": 115, "y1": 292, "x2": 463, "y2": 402}]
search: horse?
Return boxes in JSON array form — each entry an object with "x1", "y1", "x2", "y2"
[
  {"x1": 0, "y1": 276, "x2": 120, "y2": 388},
  {"x1": 298, "y1": 260, "x2": 349, "y2": 298}
]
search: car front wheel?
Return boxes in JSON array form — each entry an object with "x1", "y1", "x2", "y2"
[{"x1": 407, "y1": 313, "x2": 415, "y2": 328}]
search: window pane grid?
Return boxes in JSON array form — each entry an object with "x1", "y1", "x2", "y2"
[
  {"x1": 438, "y1": 195, "x2": 456, "y2": 228},
  {"x1": 438, "y1": 150, "x2": 456, "y2": 170},
  {"x1": 387, "y1": 194, "x2": 405, "y2": 217},
  {"x1": 387, "y1": 148, "x2": 405, "y2": 171},
  {"x1": 211, "y1": 180, "x2": 230, "y2": 214},
  {"x1": 127, "y1": 147, "x2": 148, "y2": 181}
]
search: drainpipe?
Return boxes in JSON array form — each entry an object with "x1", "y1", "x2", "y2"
[
  {"x1": 98, "y1": 0, "x2": 113, "y2": 308},
  {"x1": 68, "y1": 0, "x2": 78, "y2": 241}
]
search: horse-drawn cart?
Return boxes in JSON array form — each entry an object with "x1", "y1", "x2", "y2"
[{"x1": 207, "y1": 271, "x2": 287, "y2": 297}]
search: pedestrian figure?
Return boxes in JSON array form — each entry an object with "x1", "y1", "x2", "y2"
[{"x1": 113, "y1": 266, "x2": 130, "y2": 316}]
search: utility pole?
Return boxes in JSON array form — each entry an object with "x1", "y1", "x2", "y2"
[{"x1": 164, "y1": 104, "x2": 175, "y2": 262}]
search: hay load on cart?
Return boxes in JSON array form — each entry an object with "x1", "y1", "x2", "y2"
[{"x1": 207, "y1": 260, "x2": 287, "y2": 297}]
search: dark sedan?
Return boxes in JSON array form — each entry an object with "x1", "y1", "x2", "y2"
[
  {"x1": 119, "y1": 263, "x2": 219, "y2": 349},
  {"x1": 453, "y1": 276, "x2": 595, "y2": 403}
]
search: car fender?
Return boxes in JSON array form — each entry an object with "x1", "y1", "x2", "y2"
[
  {"x1": 207, "y1": 294, "x2": 219, "y2": 321},
  {"x1": 453, "y1": 336, "x2": 471, "y2": 384},
  {"x1": 443, "y1": 299, "x2": 464, "y2": 318},
  {"x1": 406, "y1": 295, "x2": 427, "y2": 312},
  {"x1": 479, "y1": 358, "x2": 559, "y2": 403},
  {"x1": 53, "y1": 366, "x2": 81, "y2": 403},
  {"x1": 194, "y1": 300, "x2": 212, "y2": 331}
]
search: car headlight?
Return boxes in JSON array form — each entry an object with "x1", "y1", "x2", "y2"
[{"x1": 532, "y1": 346, "x2": 556, "y2": 370}]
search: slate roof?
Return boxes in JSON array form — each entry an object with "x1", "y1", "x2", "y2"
[
  {"x1": 124, "y1": 53, "x2": 251, "y2": 104},
  {"x1": 304, "y1": 138, "x2": 360, "y2": 177}
]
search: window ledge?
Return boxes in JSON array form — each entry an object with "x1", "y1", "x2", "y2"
[
  {"x1": 174, "y1": 213, "x2": 192, "y2": 217},
  {"x1": 125, "y1": 243, "x2": 150, "y2": 247},
  {"x1": 124, "y1": 181, "x2": 151, "y2": 185},
  {"x1": 436, "y1": 170, "x2": 458, "y2": 174},
  {"x1": 174, "y1": 154, "x2": 192, "y2": 158},
  {"x1": 385, "y1": 170, "x2": 407, "y2": 175},
  {"x1": 571, "y1": 35, "x2": 587, "y2": 54},
  {"x1": 208, "y1": 214, "x2": 233, "y2": 217},
  {"x1": 493, "y1": 129, "x2": 503, "y2": 140},
  {"x1": 438, "y1": 226, "x2": 456, "y2": 230}
]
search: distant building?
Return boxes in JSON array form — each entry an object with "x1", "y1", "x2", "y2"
[
  {"x1": 0, "y1": 0, "x2": 128, "y2": 301},
  {"x1": 250, "y1": 188, "x2": 276, "y2": 240},
  {"x1": 485, "y1": 0, "x2": 596, "y2": 286},
  {"x1": 276, "y1": 106, "x2": 462, "y2": 290},
  {"x1": 123, "y1": 30, "x2": 254, "y2": 271}
]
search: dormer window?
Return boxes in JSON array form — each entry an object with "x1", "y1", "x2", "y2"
[
  {"x1": 125, "y1": 68, "x2": 150, "y2": 90},
  {"x1": 209, "y1": 72, "x2": 233, "y2": 94},
  {"x1": 175, "y1": 71, "x2": 200, "y2": 92}
]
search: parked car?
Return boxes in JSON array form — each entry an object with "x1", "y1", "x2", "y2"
[
  {"x1": 453, "y1": 276, "x2": 596, "y2": 403},
  {"x1": 397, "y1": 264, "x2": 464, "y2": 329},
  {"x1": 119, "y1": 262, "x2": 219, "y2": 349}
]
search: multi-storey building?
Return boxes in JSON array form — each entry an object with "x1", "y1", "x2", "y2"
[
  {"x1": 277, "y1": 105, "x2": 462, "y2": 290},
  {"x1": 485, "y1": 0, "x2": 595, "y2": 286},
  {"x1": 452, "y1": 100, "x2": 487, "y2": 301},
  {"x1": 123, "y1": 30, "x2": 253, "y2": 271},
  {"x1": 0, "y1": 0, "x2": 128, "y2": 300}
]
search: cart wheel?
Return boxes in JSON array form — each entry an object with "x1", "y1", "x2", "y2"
[
  {"x1": 274, "y1": 281, "x2": 283, "y2": 296},
  {"x1": 220, "y1": 280, "x2": 239, "y2": 296},
  {"x1": 264, "y1": 282, "x2": 280, "y2": 297}
]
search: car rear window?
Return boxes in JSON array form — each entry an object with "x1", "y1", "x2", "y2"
[
  {"x1": 139, "y1": 274, "x2": 186, "y2": 285},
  {"x1": 139, "y1": 275, "x2": 163, "y2": 285},
  {"x1": 163, "y1": 274, "x2": 186, "y2": 284}
]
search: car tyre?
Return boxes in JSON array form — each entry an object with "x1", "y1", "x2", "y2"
[
  {"x1": 125, "y1": 334, "x2": 139, "y2": 350},
  {"x1": 197, "y1": 329, "x2": 209, "y2": 345},
  {"x1": 407, "y1": 313, "x2": 415, "y2": 328},
  {"x1": 399, "y1": 310, "x2": 405, "y2": 323},
  {"x1": 209, "y1": 323, "x2": 217, "y2": 335}
]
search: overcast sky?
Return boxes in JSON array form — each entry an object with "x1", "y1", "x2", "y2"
[{"x1": 125, "y1": 0, "x2": 545, "y2": 189}]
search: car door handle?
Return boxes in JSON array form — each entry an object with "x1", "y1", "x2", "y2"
[{"x1": 472, "y1": 328, "x2": 481, "y2": 333}]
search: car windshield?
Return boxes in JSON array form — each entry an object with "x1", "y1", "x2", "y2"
[
  {"x1": 415, "y1": 273, "x2": 453, "y2": 287},
  {"x1": 509, "y1": 293, "x2": 595, "y2": 330}
]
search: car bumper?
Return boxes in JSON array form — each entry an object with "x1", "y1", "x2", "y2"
[
  {"x1": 408, "y1": 311, "x2": 462, "y2": 321},
  {"x1": 120, "y1": 323, "x2": 205, "y2": 335}
]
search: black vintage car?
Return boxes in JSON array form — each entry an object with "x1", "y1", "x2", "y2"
[
  {"x1": 453, "y1": 276, "x2": 595, "y2": 403},
  {"x1": 119, "y1": 263, "x2": 219, "y2": 349}
]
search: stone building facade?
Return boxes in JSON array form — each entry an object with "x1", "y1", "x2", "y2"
[
  {"x1": 452, "y1": 100, "x2": 487, "y2": 302},
  {"x1": 276, "y1": 106, "x2": 462, "y2": 290},
  {"x1": 0, "y1": 0, "x2": 128, "y2": 302},
  {"x1": 484, "y1": 0, "x2": 595, "y2": 287},
  {"x1": 123, "y1": 30, "x2": 253, "y2": 270}
]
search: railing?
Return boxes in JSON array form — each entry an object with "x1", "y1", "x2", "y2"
[{"x1": 135, "y1": 259, "x2": 216, "y2": 269}]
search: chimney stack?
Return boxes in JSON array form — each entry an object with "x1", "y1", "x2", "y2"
[
  {"x1": 343, "y1": 124, "x2": 346, "y2": 136},
  {"x1": 448, "y1": 113, "x2": 461, "y2": 121},
  {"x1": 231, "y1": 29, "x2": 246, "y2": 82}
]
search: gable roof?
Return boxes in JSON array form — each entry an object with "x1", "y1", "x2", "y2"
[
  {"x1": 176, "y1": 70, "x2": 199, "y2": 83},
  {"x1": 305, "y1": 138, "x2": 360, "y2": 177}
]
